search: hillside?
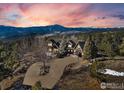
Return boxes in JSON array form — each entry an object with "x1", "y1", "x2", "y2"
[{"x1": 0, "y1": 24, "x2": 112, "y2": 40}]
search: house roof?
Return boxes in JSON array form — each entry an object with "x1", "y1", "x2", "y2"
[
  {"x1": 75, "y1": 41, "x2": 85, "y2": 49},
  {"x1": 67, "y1": 40, "x2": 76, "y2": 48},
  {"x1": 49, "y1": 39, "x2": 60, "y2": 49},
  {"x1": 49, "y1": 39, "x2": 56, "y2": 44}
]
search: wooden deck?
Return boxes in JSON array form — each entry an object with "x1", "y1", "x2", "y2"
[{"x1": 23, "y1": 56, "x2": 83, "y2": 89}]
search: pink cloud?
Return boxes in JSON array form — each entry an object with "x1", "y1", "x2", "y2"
[
  {"x1": 17, "y1": 4, "x2": 92, "y2": 26},
  {"x1": 0, "y1": 4, "x2": 124, "y2": 27}
]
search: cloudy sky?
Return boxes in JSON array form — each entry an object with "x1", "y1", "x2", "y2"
[{"x1": 0, "y1": 3, "x2": 124, "y2": 27}]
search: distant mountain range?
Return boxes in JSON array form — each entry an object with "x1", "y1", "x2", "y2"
[{"x1": 0, "y1": 24, "x2": 115, "y2": 40}]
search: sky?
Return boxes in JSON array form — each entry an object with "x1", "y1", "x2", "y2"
[{"x1": 0, "y1": 3, "x2": 124, "y2": 28}]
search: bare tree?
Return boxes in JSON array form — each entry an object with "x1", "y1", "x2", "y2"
[{"x1": 35, "y1": 37, "x2": 50, "y2": 75}]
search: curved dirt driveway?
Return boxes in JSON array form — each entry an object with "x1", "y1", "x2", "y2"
[{"x1": 23, "y1": 56, "x2": 83, "y2": 89}]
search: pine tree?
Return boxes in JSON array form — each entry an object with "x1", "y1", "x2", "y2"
[
  {"x1": 4, "y1": 42, "x2": 18, "y2": 70},
  {"x1": 0, "y1": 41, "x2": 5, "y2": 61},
  {"x1": 83, "y1": 35, "x2": 97, "y2": 59},
  {"x1": 119, "y1": 38, "x2": 124, "y2": 56},
  {"x1": 101, "y1": 33, "x2": 116, "y2": 57}
]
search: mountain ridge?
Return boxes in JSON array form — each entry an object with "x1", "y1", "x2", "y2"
[{"x1": 0, "y1": 24, "x2": 117, "y2": 40}]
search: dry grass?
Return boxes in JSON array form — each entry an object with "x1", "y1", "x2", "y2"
[
  {"x1": 99, "y1": 60, "x2": 124, "y2": 72},
  {"x1": 57, "y1": 67, "x2": 101, "y2": 90}
]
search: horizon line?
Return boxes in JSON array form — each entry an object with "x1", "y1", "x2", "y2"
[{"x1": 0, "y1": 24, "x2": 124, "y2": 28}]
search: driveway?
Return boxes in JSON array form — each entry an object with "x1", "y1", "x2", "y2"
[{"x1": 23, "y1": 56, "x2": 83, "y2": 89}]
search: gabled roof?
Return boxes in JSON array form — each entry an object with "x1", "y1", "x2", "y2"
[
  {"x1": 49, "y1": 39, "x2": 56, "y2": 44},
  {"x1": 75, "y1": 41, "x2": 85, "y2": 49},
  {"x1": 67, "y1": 40, "x2": 76, "y2": 48},
  {"x1": 55, "y1": 42, "x2": 60, "y2": 48},
  {"x1": 49, "y1": 39, "x2": 60, "y2": 49}
]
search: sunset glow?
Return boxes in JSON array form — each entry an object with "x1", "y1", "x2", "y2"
[{"x1": 0, "y1": 4, "x2": 124, "y2": 27}]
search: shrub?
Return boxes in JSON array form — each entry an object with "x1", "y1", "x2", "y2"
[{"x1": 32, "y1": 81, "x2": 42, "y2": 90}]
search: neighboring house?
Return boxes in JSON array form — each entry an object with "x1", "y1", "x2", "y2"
[
  {"x1": 48, "y1": 39, "x2": 60, "y2": 54},
  {"x1": 65, "y1": 40, "x2": 76, "y2": 54},
  {"x1": 74, "y1": 41, "x2": 85, "y2": 57}
]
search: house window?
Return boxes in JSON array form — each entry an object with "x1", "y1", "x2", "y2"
[
  {"x1": 48, "y1": 43, "x2": 52, "y2": 46},
  {"x1": 68, "y1": 44, "x2": 72, "y2": 48},
  {"x1": 49, "y1": 48, "x2": 52, "y2": 52},
  {"x1": 77, "y1": 45, "x2": 80, "y2": 48},
  {"x1": 54, "y1": 49, "x2": 58, "y2": 52},
  {"x1": 82, "y1": 52, "x2": 84, "y2": 55}
]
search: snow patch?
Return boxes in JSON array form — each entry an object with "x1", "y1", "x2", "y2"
[{"x1": 98, "y1": 69, "x2": 124, "y2": 77}]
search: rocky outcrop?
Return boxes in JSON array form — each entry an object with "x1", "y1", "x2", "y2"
[{"x1": 0, "y1": 74, "x2": 24, "y2": 90}]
